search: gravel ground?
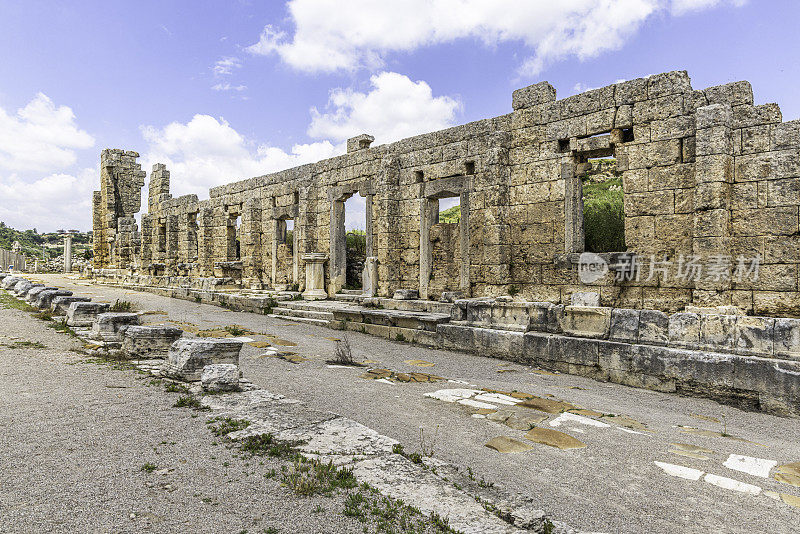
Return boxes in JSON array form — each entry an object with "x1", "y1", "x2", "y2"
[
  {"x1": 0, "y1": 302, "x2": 381, "y2": 534},
  {"x1": 21, "y1": 275, "x2": 800, "y2": 533}
]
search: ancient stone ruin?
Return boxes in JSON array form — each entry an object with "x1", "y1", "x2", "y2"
[
  {"x1": 88, "y1": 71, "x2": 800, "y2": 415},
  {"x1": 92, "y1": 70, "x2": 800, "y2": 316}
]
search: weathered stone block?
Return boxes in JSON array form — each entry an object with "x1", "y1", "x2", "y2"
[
  {"x1": 393, "y1": 289, "x2": 419, "y2": 300},
  {"x1": 121, "y1": 325, "x2": 183, "y2": 359},
  {"x1": 35, "y1": 289, "x2": 72, "y2": 310},
  {"x1": 512, "y1": 82, "x2": 556, "y2": 110},
  {"x1": 609, "y1": 309, "x2": 640, "y2": 343},
  {"x1": 637, "y1": 310, "x2": 669, "y2": 345},
  {"x1": 570, "y1": 291, "x2": 599, "y2": 307},
  {"x1": 528, "y1": 302, "x2": 563, "y2": 334},
  {"x1": 699, "y1": 314, "x2": 738, "y2": 351},
  {"x1": 25, "y1": 286, "x2": 56, "y2": 303},
  {"x1": 162, "y1": 338, "x2": 243, "y2": 381},
  {"x1": 558, "y1": 306, "x2": 611, "y2": 339},
  {"x1": 66, "y1": 302, "x2": 111, "y2": 327},
  {"x1": 733, "y1": 316, "x2": 774, "y2": 357},
  {"x1": 669, "y1": 312, "x2": 701, "y2": 348},
  {"x1": 774, "y1": 318, "x2": 800, "y2": 361},
  {"x1": 91, "y1": 312, "x2": 140, "y2": 342},
  {"x1": 51, "y1": 296, "x2": 91, "y2": 315},
  {"x1": 201, "y1": 363, "x2": 240, "y2": 392}
]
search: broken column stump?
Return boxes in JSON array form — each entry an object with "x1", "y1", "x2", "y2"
[
  {"x1": 121, "y1": 325, "x2": 183, "y2": 360},
  {"x1": 161, "y1": 338, "x2": 243, "y2": 382},
  {"x1": 67, "y1": 302, "x2": 111, "y2": 327},
  {"x1": 90, "y1": 312, "x2": 140, "y2": 342}
]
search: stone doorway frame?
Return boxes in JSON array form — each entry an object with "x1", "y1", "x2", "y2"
[
  {"x1": 328, "y1": 180, "x2": 375, "y2": 296},
  {"x1": 419, "y1": 175, "x2": 471, "y2": 300},
  {"x1": 271, "y1": 202, "x2": 299, "y2": 289}
]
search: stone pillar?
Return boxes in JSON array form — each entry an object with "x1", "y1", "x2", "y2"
[
  {"x1": 459, "y1": 191, "x2": 471, "y2": 293},
  {"x1": 418, "y1": 197, "x2": 436, "y2": 299},
  {"x1": 64, "y1": 235, "x2": 73, "y2": 273},
  {"x1": 365, "y1": 194, "x2": 374, "y2": 257},
  {"x1": 302, "y1": 253, "x2": 327, "y2": 300},
  {"x1": 692, "y1": 104, "x2": 734, "y2": 304},
  {"x1": 329, "y1": 198, "x2": 346, "y2": 295},
  {"x1": 362, "y1": 256, "x2": 378, "y2": 297}
]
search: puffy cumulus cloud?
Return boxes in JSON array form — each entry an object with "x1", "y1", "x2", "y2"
[
  {"x1": 140, "y1": 114, "x2": 341, "y2": 199},
  {"x1": 0, "y1": 168, "x2": 96, "y2": 232},
  {"x1": 308, "y1": 71, "x2": 460, "y2": 144},
  {"x1": 0, "y1": 93, "x2": 94, "y2": 173},
  {"x1": 247, "y1": 0, "x2": 745, "y2": 75},
  {"x1": 671, "y1": 0, "x2": 746, "y2": 15}
]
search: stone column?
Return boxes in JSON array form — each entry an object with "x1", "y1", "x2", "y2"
[
  {"x1": 64, "y1": 235, "x2": 73, "y2": 273},
  {"x1": 329, "y1": 198, "x2": 346, "y2": 295},
  {"x1": 302, "y1": 253, "x2": 327, "y2": 300},
  {"x1": 362, "y1": 256, "x2": 378, "y2": 297},
  {"x1": 418, "y1": 197, "x2": 436, "y2": 299},
  {"x1": 692, "y1": 104, "x2": 734, "y2": 304}
]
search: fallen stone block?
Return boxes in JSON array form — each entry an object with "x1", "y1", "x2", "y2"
[
  {"x1": 570, "y1": 291, "x2": 600, "y2": 307},
  {"x1": 11, "y1": 280, "x2": 35, "y2": 296},
  {"x1": 201, "y1": 363, "x2": 240, "y2": 392},
  {"x1": 90, "y1": 312, "x2": 140, "y2": 342},
  {"x1": 51, "y1": 296, "x2": 91, "y2": 315},
  {"x1": 25, "y1": 286, "x2": 56, "y2": 303},
  {"x1": 439, "y1": 291, "x2": 464, "y2": 303},
  {"x1": 35, "y1": 289, "x2": 72, "y2": 310},
  {"x1": 162, "y1": 338, "x2": 243, "y2": 381},
  {"x1": 1, "y1": 276, "x2": 23, "y2": 289},
  {"x1": 66, "y1": 302, "x2": 111, "y2": 327},
  {"x1": 121, "y1": 325, "x2": 183, "y2": 359},
  {"x1": 393, "y1": 289, "x2": 419, "y2": 300}
]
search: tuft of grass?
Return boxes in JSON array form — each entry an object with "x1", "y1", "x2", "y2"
[
  {"x1": 224, "y1": 324, "x2": 246, "y2": 337},
  {"x1": 140, "y1": 462, "x2": 158, "y2": 473},
  {"x1": 0, "y1": 292, "x2": 36, "y2": 312},
  {"x1": 109, "y1": 299, "x2": 134, "y2": 312},
  {"x1": 33, "y1": 311, "x2": 53, "y2": 321},
  {"x1": 395, "y1": 333, "x2": 406, "y2": 342},
  {"x1": 281, "y1": 457, "x2": 357, "y2": 496},
  {"x1": 47, "y1": 319, "x2": 77, "y2": 337},
  {"x1": 239, "y1": 433, "x2": 303, "y2": 459},
  {"x1": 207, "y1": 417, "x2": 251, "y2": 437},
  {"x1": 325, "y1": 334, "x2": 363, "y2": 367},
  {"x1": 173, "y1": 394, "x2": 209, "y2": 411},
  {"x1": 4, "y1": 340, "x2": 46, "y2": 349},
  {"x1": 164, "y1": 381, "x2": 190, "y2": 394}
]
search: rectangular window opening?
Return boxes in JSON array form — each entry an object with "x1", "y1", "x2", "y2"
[
  {"x1": 580, "y1": 156, "x2": 626, "y2": 253},
  {"x1": 437, "y1": 196, "x2": 461, "y2": 224}
]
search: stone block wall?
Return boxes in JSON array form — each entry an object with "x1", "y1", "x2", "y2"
[{"x1": 93, "y1": 71, "x2": 800, "y2": 316}]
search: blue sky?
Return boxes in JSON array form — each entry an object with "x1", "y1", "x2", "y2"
[{"x1": 0, "y1": 0, "x2": 797, "y2": 232}]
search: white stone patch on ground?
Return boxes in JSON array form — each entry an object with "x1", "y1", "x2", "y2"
[
  {"x1": 615, "y1": 426, "x2": 647, "y2": 435},
  {"x1": 722, "y1": 454, "x2": 777, "y2": 478},
  {"x1": 424, "y1": 388, "x2": 482, "y2": 402},
  {"x1": 458, "y1": 398, "x2": 498, "y2": 409},
  {"x1": 654, "y1": 461, "x2": 704, "y2": 481},
  {"x1": 474, "y1": 393, "x2": 520, "y2": 405},
  {"x1": 374, "y1": 378, "x2": 395, "y2": 385},
  {"x1": 351, "y1": 455, "x2": 527, "y2": 534},
  {"x1": 704, "y1": 474, "x2": 762, "y2": 495},
  {"x1": 550, "y1": 412, "x2": 610, "y2": 428}
]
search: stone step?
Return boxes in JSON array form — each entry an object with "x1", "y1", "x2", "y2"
[
  {"x1": 334, "y1": 293, "x2": 364, "y2": 302},
  {"x1": 338, "y1": 289, "x2": 364, "y2": 295},
  {"x1": 267, "y1": 314, "x2": 329, "y2": 327},
  {"x1": 271, "y1": 307, "x2": 334, "y2": 321}
]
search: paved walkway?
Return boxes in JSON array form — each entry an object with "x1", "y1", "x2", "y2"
[{"x1": 32, "y1": 274, "x2": 800, "y2": 533}]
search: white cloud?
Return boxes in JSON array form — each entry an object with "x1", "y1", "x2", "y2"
[
  {"x1": 308, "y1": 71, "x2": 460, "y2": 144},
  {"x1": 246, "y1": 0, "x2": 745, "y2": 75},
  {"x1": 0, "y1": 168, "x2": 96, "y2": 232},
  {"x1": 0, "y1": 93, "x2": 94, "y2": 173},
  {"x1": 671, "y1": 0, "x2": 746, "y2": 15},
  {"x1": 140, "y1": 114, "x2": 341, "y2": 199},
  {"x1": 212, "y1": 82, "x2": 248, "y2": 92},
  {"x1": 213, "y1": 56, "x2": 242, "y2": 76}
]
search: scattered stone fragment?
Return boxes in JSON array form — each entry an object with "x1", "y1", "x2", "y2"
[
  {"x1": 519, "y1": 396, "x2": 576, "y2": 414},
  {"x1": 91, "y1": 312, "x2": 140, "y2": 342},
  {"x1": 161, "y1": 338, "x2": 243, "y2": 382},
  {"x1": 67, "y1": 302, "x2": 110, "y2": 327},
  {"x1": 121, "y1": 325, "x2": 183, "y2": 360},
  {"x1": 201, "y1": 363, "x2": 240, "y2": 392},
  {"x1": 525, "y1": 428, "x2": 587, "y2": 450},
  {"x1": 404, "y1": 359, "x2": 435, "y2": 367},
  {"x1": 773, "y1": 462, "x2": 800, "y2": 488},
  {"x1": 723, "y1": 454, "x2": 777, "y2": 478},
  {"x1": 485, "y1": 436, "x2": 534, "y2": 454}
]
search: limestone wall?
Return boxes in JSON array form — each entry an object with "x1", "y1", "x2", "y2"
[{"x1": 92, "y1": 71, "x2": 800, "y2": 316}]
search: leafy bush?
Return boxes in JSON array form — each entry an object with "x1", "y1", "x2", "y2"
[{"x1": 581, "y1": 159, "x2": 626, "y2": 253}]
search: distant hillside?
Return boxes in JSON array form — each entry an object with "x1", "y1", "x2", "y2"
[{"x1": 0, "y1": 222, "x2": 92, "y2": 259}]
